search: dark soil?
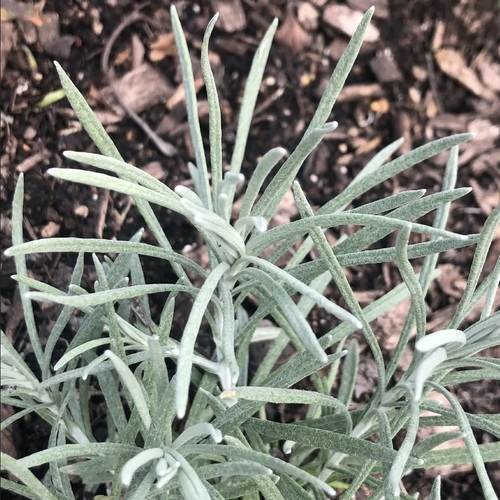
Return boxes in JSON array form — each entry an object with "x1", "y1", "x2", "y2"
[{"x1": 1, "y1": 0, "x2": 499, "y2": 498}]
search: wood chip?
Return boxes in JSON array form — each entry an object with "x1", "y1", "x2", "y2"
[
  {"x1": 41, "y1": 221, "x2": 60, "y2": 238},
  {"x1": 435, "y1": 48, "x2": 494, "y2": 100},
  {"x1": 275, "y1": 9, "x2": 312, "y2": 54},
  {"x1": 393, "y1": 111, "x2": 412, "y2": 154},
  {"x1": 113, "y1": 46, "x2": 131, "y2": 66},
  {"x1": 323, "y1": 5, "x2": 380, "y2": 43},
  {"x1": 149, "y1": 32, "x2": 176, "y2": 62},
  {"x1": 477, "y1": 57, "x2": 500, "y2": 93},
  {"x1": 431, "y1": 21, "x2": 446, "y2": 53},
  {"x1": 376, "y1": 298, "x2": 412, "y2": 352},
  {"x1": 370, "y1": 49, "x2": 403, "y2": 83},
  {"x1": 426, "y1": 305, "x2": 455, "y2": 332},
  {"x1": 74, "y1": 204, "x2": 89, "y2": 218},
  {"x1": 437, "y1": 264, "x2": 467, "y2": 300},
  {"x1": 429, "y1": 113, "x2": 469, "y2": 133},
  {"x1": 468, "y1": 118, "x2": 500, "y2": 142},
  {"x1": 355, "y1": 356, "x2": 379, "y2": 399},
  {"x1": 36, "y1": 12, "x2": 58, "y2": 48},
  {"x1": 471, "y1": 148, "x2": 500, "y2": 175},
  {"x1": 16, "y1": 150, "x2": 50, "y2": 172},
  {"x1": 210, "y1": 0, "x2": 246, "y2": 33},
  {"x1": 325, "y1": 38, "x2": 349, "y2": 61},
  {"x1": 297, "y1": 2, "x2": 319, "y2": 31},
  {"x1": 412, "y1": 65, "x2": 427, "y2": 81},
  {"x1": 424, "y1": 90, "x2": 438, "y2": 118},
  {"x1": 141, "y1": 161, "x2": 166, "y2": 181},
  {"x1": 131, "y1": 33, "x2": 145, "y2": 69},
  {"x1": 1, "y1": 0, "x2": 43, "y2": 26},
  {"x1": 23, "y1": 126, "x2": 37, "y2": 140},
  {"x1": 354, "y1": 135, "x2": 382, "y2": 155},
  {"x1": 271, "y1": 189, "x2": 297, "y2": 228},
  {"x1": 337, "y1": 83, "x2": 384, "y2": 103},
  {"x1": 167, "y1": 77, "x2": 205, "y2": 110},
  {"x1": 470, "y1": 178, "x2": 500, "y2": 216},
  {"x1": 1, "y1": 404, "x2": 18, "y2": 459},
  {"x1": 347, "y1": 0, "x2": 389, "y2": 19},
  {"x1": 213, "y1": 37, "x2": 249, "y2": 56},
  {"x1": 353, "y1": 290, "x2": 384, "y2": 304},
  {"x1": 97, "y1": 63, "x2": 173, "y2": 124},
  {"x1": 1, "y1": 21, "x2": 17, "y2": 80},
  {"x1": 36, "y1": 12, "x2": 76, "y2": 59}
]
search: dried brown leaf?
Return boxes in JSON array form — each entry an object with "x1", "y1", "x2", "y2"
[
  {"x1": 275, "y1": 11, "x2": 312, "y2": 54},
  {"x1": 149, "y1": 33, "x2": 176, "y2": 62}
]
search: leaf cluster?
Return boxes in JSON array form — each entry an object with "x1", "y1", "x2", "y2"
[{"x1": 2, "y1": 6, "x2": 499, "y2": 500}]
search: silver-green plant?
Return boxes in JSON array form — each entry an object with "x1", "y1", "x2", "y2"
[{"x1": 2, "y1": 6, "x2": 499, "y2": 500}]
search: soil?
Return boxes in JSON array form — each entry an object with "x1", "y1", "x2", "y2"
[{"x1": 1, "y1": 0, "x2": 499, "y2": 498}]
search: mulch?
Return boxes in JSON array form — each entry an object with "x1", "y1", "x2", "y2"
[{"x1": 1, "y1": 0, "x2": 499, "y2": 498}]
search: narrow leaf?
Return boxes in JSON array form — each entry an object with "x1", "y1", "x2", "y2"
[{"x1": 176, "y1": 262, "x2": 230, "y2": 418}]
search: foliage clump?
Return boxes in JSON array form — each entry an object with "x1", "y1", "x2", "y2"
[{"x1": 2, "y1": 6, "x2": 499, "y2": 500}]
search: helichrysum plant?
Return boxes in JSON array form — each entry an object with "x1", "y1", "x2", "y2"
[{"x1": 2, "y1": 6, "x2": 499, "y2": 500}]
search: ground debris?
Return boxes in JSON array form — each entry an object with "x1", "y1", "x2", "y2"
[
  {"x1": 96, "y1": 63, "x2": 173, "y2": 124},
  {"x1": 370, "y1": 49, "x2": 403, "y2": 83},
  {"x1": 347, "y1": 0, "x2": 389, "y2": 19},
  {"x1": 276, "y1": 7, "x2": 312, "y2": 54},
  {"x1": 210, "y1": 0, "x2": 246, "y2": 32},
  {"x1": 434, "y1": 48, "x2": 495, "y2": 101},
  {"x1": 323, "y1": 4, "x2": 380, "y2": 43},
  {"x1": 1, "y1": 2, "x2": 499, "y2": 497},
  {"x1": 297, "y1": 2, "x2": 319, "y2": 31}
]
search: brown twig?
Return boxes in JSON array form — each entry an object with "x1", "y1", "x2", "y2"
[{"x1": 95, "y1": 189, "x2": 109, "y2": 238}]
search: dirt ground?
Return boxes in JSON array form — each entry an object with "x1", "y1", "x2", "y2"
[{"x1": 1, "y1": 0, "x2": 499, "y2": 498}]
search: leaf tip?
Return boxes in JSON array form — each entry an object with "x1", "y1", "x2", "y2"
[{"x1": 53, "y1": 360, "x2": 64, "y2": 371}]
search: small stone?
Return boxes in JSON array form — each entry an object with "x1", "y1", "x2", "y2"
[
  {"x1": 23, "y1": 126, "x2": 37, "y2": 140},
  {"x1": 41, "y1": 221, "x2": 60, "y2": 238},
  {"x1": 74, "y1": 204, "x2": 89, "y2": 218}
]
